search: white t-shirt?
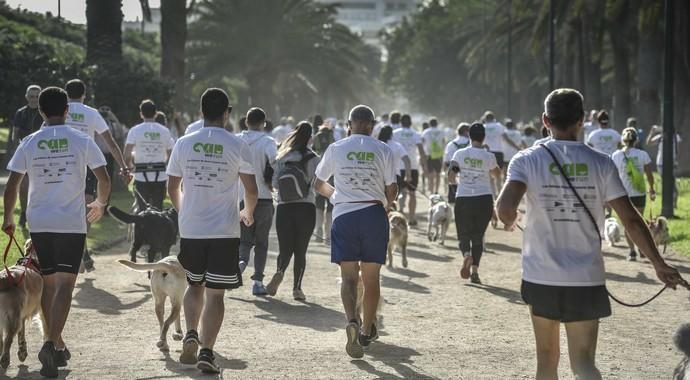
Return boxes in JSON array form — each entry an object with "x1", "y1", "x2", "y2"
[
  {"x1": 65, "y1": 102, "x2": 109, "y2": 140},
  {"x1": 522, "y1": 135, "x2": 537, "y2": 148},
  {"x1": 586, "y1": 128, "x2": 621, "y2": 156},
  {"x1": 236, "y1": 130, "x2": 277, "y2": 200},
  {"x1": 8, "y1": 125, "x2": 106, "y2": 233},
  {"x1": 271, "y1": 125, "x2": 293, "y2": 145},
  {"x1": 166, "y1": 127, "x2": 254, "y2": 239},
  {"x1": 386, "y1": 140, "x2": 408, "y2": 174},
  {"x1": 126, "y1": 122, "x2": 175, "y2": 182},
  {"x1": 655, "y1": 134, "x2": 682, "y2": 167},
  {"x1": 450, "y1": 146, "x2": 498, "y2": 197},
  {"x1": 422, "y1": 127, "x2": 446, "y2": 160},
  {"x1": 483, "y1": 121, "x2": 506, "y2": 153},
  {"x1": 507, "y1": 140, "x2": 628, "y2": 286},
  {"x1": 503, "y1": 129, "x2": 524, "y2": 161},
  {"x1": 185, "y1": 119, "x2": 203, "y2": 135},
  {"x1": 532, "y1": 136, "x2": 551, "y2": 147},
  {"x1": 392, "y1": 127, "x2": 423, "y2": 170},
  {"x1": 315, "y1": 135, "x2": 397, "y2": 221},
  {"x1": 444, "y1": 136, "x2": 470, "y2": 163},
  {"x1": 611, "y1": 148, "x2": 651, "y2": 197},
  {"x1": 582, "y1": 121, "x2": 598, "y2": 141}
]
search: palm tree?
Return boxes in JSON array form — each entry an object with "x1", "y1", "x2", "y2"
[
  {"x1": 86, "y1": 0, "x2": 123, "y2": 63},
  {"x1": 160, "y1": 0, "x2": 192, "y2": 109}
]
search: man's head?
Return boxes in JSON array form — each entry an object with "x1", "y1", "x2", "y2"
[
  {"x1": 542, "y1": 88, "x2": 585, "y2": 133},
  {"x1": 457, "y1": 122, "x2": 470, "y2": 136},
  {"x1": 155, "y1": 111, "x2": 167, "y2": 126},
  {"x1": 38, "y1": 87, "x2": 69, "y2": 123},
  {"x1": 626, "y1": 117, "x2": 637, "y2": 129},
  {"x1": 401, "y1": 114, "x2": 412, "y2": 128},
  {"x1": 381, "y1": 113, "x2": 390, "y2": 122},
  {"x1": 589, "y1": 109, "x2": 598, "y2": 121},
  {"x1": 422, "y1": 122, "x2": 429, "y2": 130},
  {"x1": 313, "y1": 114, "x2": 324, "y2": 128},
  {"x1": 348, "y1": 104, "x2": 376, "y2": 135},
  {"x1": 378, "y1": 125, "x2": 393, "y2": 143},
  {"x1": 390, "y1": 111, "x2": 401, "y2": 125},
  {"x1": 140, "y1": 99, "x2": 157, "y2": 120},
  {"x1": 505, "y1": 118, "x2": 515, "y2": 129},
  {"x1": 25, "y1": 85, "x2": 41, "y2": 109},
  {"x1": 596, "y1": 110, "x2": 610, "y2": 129},
  {"x1": 429, "y1": 118, "x2": 438, "y2": 128},
  {"x1": 621, "y1": 127, "x2": 638, "y2": 148},
  {"x1": 469, "y1": 122, "x2": 486, "y2": 143},
  {"x1": 200, "y1": 88, "x2": 231, "y2": 125},
  {"x1": 483, "y1": 111, "x2": 495, "y2": 123},
  {"x1": 246, "y1": 107, "x2": 266, "y2": 131},
  {"x1": 65, "y1": 79, "x2": 86, "y2": 100}
]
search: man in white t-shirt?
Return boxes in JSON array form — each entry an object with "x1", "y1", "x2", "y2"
[
  {"x1": 167, "y1": 88, "x2": 258, "y2": 374},
  {"x1": 586, "y1": 110, "x2": 621, "y2": 156},
  {"x1": 580, "y1": 109, "x2": 599, "y2": 142},
  {"x1": 185, "y1": 118, "x2": 204, "y2": 135},
  {"x1": 3, "y1": 87, "x2": 111, "y2": 377},
  {"x1": 502, "y1": 119, "x2": 525, "y2": 166},
  {"x1": 124, "y1": 99, "x2": 174, "y2": 211},
  {"x1": 378, "y1": 125, "x2": 412, "y2": 191},
  {"x1": 315, "y1": 105, "x2": 397, "y2": 359},
  {"x1": 482, "y1": 111, "x2": 508, "y2": 195},
  {"x1": 422, "y1": 118, "x2": 446, "y2": 194},
  {"x1": 496, "y1": 88, "x2": 684, "y2": 380},
  {"x1": 392, "y1": 114, "x2": 426, "y2": 225},
  {"x1": 444, "y1": 123, "x2": 470, "y2": 204},
  {"x1": 646, "y1": 125, "x2": 681, "y2": 209},
  {"x1": 236, "y1": 107, "x2": 277, "y2": 295}
]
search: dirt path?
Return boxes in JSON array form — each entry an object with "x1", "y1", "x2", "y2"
[{"x1": 2, "y1": 199, "x2": 689, "y2": 379}]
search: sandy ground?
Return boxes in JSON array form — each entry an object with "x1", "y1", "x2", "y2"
[{"x1": 1, "y1": 199, "x2": 689, "y2": 380}]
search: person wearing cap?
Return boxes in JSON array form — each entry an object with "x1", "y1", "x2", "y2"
[
  {"x1": 315, "y1": 105, "x2": 398, "y2": 359},
  {"x1": 586, "y1": 110, "x2": 621, "y2": 156}
]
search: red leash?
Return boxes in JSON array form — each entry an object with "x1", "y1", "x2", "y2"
[{"x1": 2, "y1": 230, "x2": 27, "y2": 287}]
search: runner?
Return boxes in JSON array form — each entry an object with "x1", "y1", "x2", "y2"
[
  {"x1": 314, "y1": 105, "x2": 397, "y2": 359},
  {"x1": 123, "y1": 99, "x2": 174, "y2": 211},
  {"x1": 167, "y1": 88, "x2": 258, "y2": 373},
  {"x1": 266, "y1": 121, "x2": 320, "y2": 300},
  {"x1": 311, "y1": 119, "x2": 336, "y2": 244},
  {"x1": 521, "y1": 125, "x2": 538, "y2": 148},
  {"x1": 185, "y1": 116, "x2": 204, "y2": 135},
  {"x1": 586, "y1": 110, "x2": 621, "y2": 156},
  {"x1": 236, "y1": 107, "x2": 277, "y2": 295},
  {"x1": 422, "y1": 118, "x2": 446, "y2": 194},
  {"x1": 3, "y1": 87, "x2": 111, "y2": 377},
  {"x1": 448, "y1": 123, "x2": 501, "y2": 284},
  {"x1": 481, "y1": 111, "x2": 506, "y2": 195},
  {"x1": 392, "y1": 114, "x2": 426, "y2": 226},
  {"x1": 581, "y1": 109, "x2": 599, "y2": 142},
  {"x1": 496, "y1": 88, "x2": 685, "y2": 380},
  {"x1": 378, "y1": 125, "x2": 412, "y2": 194},
  {"x1": 443, "y1": 123, "x2": 470, "y2": 204},
  {"x1": 646, "y1": 124, "x2": 681, "y2": 209},
  {"x1": 611, "y1": 128, "x2": 656, "y2": 261},
  {"x1": 501, "y1": 119, "x2": 525, "y2": 170}
]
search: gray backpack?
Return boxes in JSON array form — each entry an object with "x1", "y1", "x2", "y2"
[{"x1": 277, "y1": 151, "x2": 316, "y2": 202}]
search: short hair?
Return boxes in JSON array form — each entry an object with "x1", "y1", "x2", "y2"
[
  {"x1": 626, "y1": 117, "x2": 637, "y2": 127},
  {"x1": 621, "y1": 127, "x2": 638, "y2": 147},
  {"x1": 390, "y1": 111, "x2": 401, "y2": 124},
  {"x1": 401, "y1": 114, "x2": 412, "y2": 127},
  {"x1": 483, "y1": 111, "x2": 495, "y2": 122},
  {"x1": 505, "y1": 119, "x2": 515, "y2": 129},
  {"x1": 140, "y1": 99, "x2": 157, "y2": 118},
  {"x1": 348, "y1": 104, "x2": 376, "y2": 123},
  {"x1": 422, "y1": 122, "x2": 429, "y2": 130},
  {"x1": 381, "y1": 113, "x2": 389, "y2": 120},
  {"x1": 201, "y1": 88, "x2": 230, "y2": 120},
  {"x1": 469, "y1": 122, "x2": 486, "y2": 142},
  {"x1": 65, "y1": 79, "x2": 86, "y2": 99},
  {"x1": 429, "y1": 118, "x2": 438, "y2": 127},
  {"x1": 596, "y1": 110, "x2": 609, "y2": 124},
  {"x1": 246, "y1": 107, "x2": 266, "y2": 127},
  {"x1": 26, "y1": 85, "x2": 41, "y2": 95},
  {"x1": 378, "y1": 125, "x2": 393, "y2": 142},
  {"x1": 313, "y1": 114, "x2": 324, "y2": 127},
  {"x1": 457, "y1": 122, "x2": 470, "y2": 136},
  {"x1": 39, "y1": 87, "x2": 69, "y2": 118},
  {"x1": 544, "y1": 88, "x2": 585, "y2": 131},
  {"x1": 155, "y1": 111, "x2": 167, "y2": 126}
]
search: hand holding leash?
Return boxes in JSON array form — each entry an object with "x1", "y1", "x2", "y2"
[
  {"x1": 653, "y1": 263, "x2": 687, "y2": 291},
  {"x1": 240, "y1": 209, "x2": 254, "y2": 228},
  {"x1": 119, "y1": 167, "x2": 133, "y2": 185},
  {"x1": 87, "y1": 199, "x2": 106, "y2": 224}
]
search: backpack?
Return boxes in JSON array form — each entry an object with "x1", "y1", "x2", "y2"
[
  {"x1": 624, "y1": 152, "x2": 646, "y2": 193},
  {"x1": 312, "y1": 129, "x2": 334, "y2": 156},
  {"x1": 430, "y1": 139, "x2": 444, "y2": 159},
  {"x1": 277, "y1": 151, "x2": 316, "y2": 202}
]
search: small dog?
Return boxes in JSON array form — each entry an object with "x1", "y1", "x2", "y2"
[
  {"x1": 648, "y1": 216, "x2": 670, "y2": 255},
  {"x1": 673, "y1": 324, "x2": 690, "y2": 379},
  {"x1": 0, "y1": 240, "x2": 44, "y2": 369},
  {"x1": 427, "y1": 194, "x2": 452, "y2": 245},
  {"x1": 387, "y1": 206, "x2": 409, "y2": 268},
  {"x1": 118, "y1": 256, "x2": 186, "y2": 352},
  {"x1": 604, "y1": 217, "x2": 622, "y2": 247},
  {"x1": 108, "y1": 195, "x2": 178, "y2": 263}
]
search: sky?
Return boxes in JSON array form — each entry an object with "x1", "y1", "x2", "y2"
[{"x1": 5, "y1": 0, "x2": 161, "y2": 24}]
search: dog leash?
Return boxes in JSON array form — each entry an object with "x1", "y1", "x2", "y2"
[{"x1": 2, "y1": 230, "x2": 27, "y2": 287}]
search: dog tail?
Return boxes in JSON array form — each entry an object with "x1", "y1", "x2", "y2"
[
  {"x1": 117, "y1": 259, "x2": 176, "y2": 272},
  {"x1": 675, "y1": 324, "x2": 690, "y2": 357},
  {"x1": 108, "y1": 206, "x2": 142, "y2": 224}
]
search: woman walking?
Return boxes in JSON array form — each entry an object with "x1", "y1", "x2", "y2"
[{"x1": 266, "y1": 122, "x2": 320, "y2": 300}]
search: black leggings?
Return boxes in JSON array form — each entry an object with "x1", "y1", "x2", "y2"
[
  {"x1": 275, "y1": 203, "x2": 316, "y2": 290},
  {"x1": 454, "y1": 195, "x2": 494, "y2": 266}
]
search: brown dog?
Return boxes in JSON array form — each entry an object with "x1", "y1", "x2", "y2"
[
  {"x1": 648, "y1": 216, "x2": 670, "y2": 255},
  {"x1": 0, "y1": 239, "x2": 44, "y2": 369},
  {"x1": 387, "y1": 209, "x2": 409, "y2": 268}
]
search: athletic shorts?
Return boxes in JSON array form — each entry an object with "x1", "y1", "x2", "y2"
[
  {"x1": 491, "y1": 151, "x2": 505, "y2": 169},
  {"x1": 85, "y1": 168, "x2": 97, "y2": 196},
  {"x1": 630, "y1": 196, "x2": 646, "y2": 209},
  {"x1": 30, "y1": 232, "x2": 86, "y2": 275},
  {"x1": 400, "y1": 169, "x2": 419, "y2": 191},
  {"x1": 331, "y1": 204, "x2": 389, "y2": 265},
  {"x1": 426, "y1": 159, "x2": 442, "y2": 173},
  {"x1": 178, "y1": 238, "x2": 242, "y2": 290},
  {"x1": 521, "y1": 280, "x2": 611, "y2": 322}
]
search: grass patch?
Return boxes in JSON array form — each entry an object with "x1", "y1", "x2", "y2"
[
  {"x1": 0, "y1": 127, "x2": 9, "y2": 151},
  {"x1": 648, "y1": 176, "x2": 690, "y2": 256}
]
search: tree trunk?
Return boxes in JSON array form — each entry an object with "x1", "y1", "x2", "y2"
[
  {"x1": 673, "y1": 0, "x2": 690, "y2": 175},
  {"x1": 86, "y1": 0, "x2": 123, "y2": 64},
  {"x1": 636, "y1": 18, "x2": 662, "y2": 130},
  {"x1": 160, "y1": 0, "x2": 187, "y2": 110},
  {"x1": 608, "y1": 2, "x2": 633, "y2": 129},
  {"x1": 582, "y1": 0, "x2": 605, "y2": 108}
]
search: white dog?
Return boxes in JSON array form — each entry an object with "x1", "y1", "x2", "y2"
[
  {"x1": 427, "y1": 194, "x2": 452, "y2": 245},
  {"x1": 604, "y1": 217, "x2": 622, "y2": 247},
  {"x1": 118, "y1": 256, "x2": 186, "y2": 352}
]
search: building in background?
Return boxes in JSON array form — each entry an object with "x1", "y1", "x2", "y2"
[{"x1": 122, "y1": 8, "x2": 161, "y2": 33}]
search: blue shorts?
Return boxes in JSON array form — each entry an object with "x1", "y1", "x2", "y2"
[{"x1": 331, "y1": 204, "x2": 389, "y2": 265}]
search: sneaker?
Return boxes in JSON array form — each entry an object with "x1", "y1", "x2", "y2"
[
  {"x1": 83, "y1": 250, "x2": 95, "y2": 272},
  {"x1": 627, "y1": 254, "x2": 637, "y2": 262},
  {"x1": 345, "y1": 322, "x2": 363, "y2": 359},
  {"x1": 358, "y1": 324, "x2": 379, "y2": 350},
  {"x1": 293, "y1": 289, "x2": 306, "y2": 301},
  {"x1": 179, "y1": 330, "x2": 200, "y2": 365},
  {"x1": 266, "y1": 271, "x2": 284, "y2": 296},
  {"x1": 460, "y1": 254, "x2": 473, "y2": 279},
  {"x1": 408, "y1": 220, "x2": 418, "y2": 227},
  {"x1": 239, "y1": 260, "x2": 247, "y2": 274},
  {"x1": 252, "y1": 281, "x2": 268, "y2": 296},
  {"x1": 196, "y1": 348, "x2": 220, "y2": 374},
  {"x1": 55, "y1": 349, "x2": 67, "y2": 368},
  {"x1": 63, "y1": 347, "x2": 71, "y2": 361},
  {"x1": 470, "y1": 272, "x2": 482, "y2": 284},
  {"x1": 38, "y1": 341, "x2": 58, "y2": 378}
]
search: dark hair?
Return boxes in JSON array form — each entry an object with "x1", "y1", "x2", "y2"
[
  {"x1": 429, "y1": 118, "x2": 438, "y2": 127},
  {"x1": 596, "y1": 110, "x2": 609, "y2": 124},
  {"x1": 544, "y1": 88, "x2": 585, "y2": 131},
  {"x1": 201, "y1": 88, "x2": 230, "y2": 120},
  {"x1": 264, "y1": 120, "x2": 274, "y2": 133},
  {"x1": 246, "y1": 107, "x2": 266, "y2": 127},
  {"x1": 239, "y1": 116, "x2": 248, "y2": 131},
  {"x1": 155, "y1": 111, "x2": 167, "y2": 126},
  {"x1": 381, "y1": 113, "x2": 389, "y2": 120},
  {"x1": 422, "y1": 122, "x2": 429, "y2": 130},
  {"x1": 483, "y1": 111, "x2": 495, "y2": 122},
  {"x1": 64, "y1": 79, "x2": 85, "y2": 99},
  {"x1": 390, "y1": 111, "x2": 401, "y2": 124},
  {"x1": 523, "y1": 126, "x2": 537, "y2": 136},
  {"x1": 505, "y1": 119, "x2": 515, "y2": 129},
  {"x1": 401, "y1": 114, "x2": 412, "y2": 127},
  {"x1": 541, "y1": 125, "x2": 550, "y2": 138},
  {"x1": 626, "y1": 117, "x2": 637, "y2": 127},
  {"x1": 469, "y1": 122, "x2": 485, "y2": 142},
  {"x1": 378, "y1": 126, "x2": 393, "y2": 142},
  {"x1": 277, "y1": 121, "x2": 313, "y2": 160},
  {"x1": 313, "y1": 114, "x2": 324, "y2": 128},
  {"x1": 140, "y1": 99, "x2": 157, "y2": 118},
  {"x1": 349, "y1": 105, "x2": 375, "y2": 123},
  {"x1": 39, "y1": 87, "x2": 69, "y2": 118},
  {"x1": 457, "y1": 122, "x2": 470, "y2": 136}
]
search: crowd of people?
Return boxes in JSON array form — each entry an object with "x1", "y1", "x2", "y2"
[{"x1": 2, "y1": 81, "x2": 687, "y2": 379}]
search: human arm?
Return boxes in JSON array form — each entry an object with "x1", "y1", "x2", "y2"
[
  {"x1": 502, "y1": 133, "x2": 521, "y2": 151},
  {"x1": 99, "y1": 130, "x2": 131, "y2": 183},
  {"x1": 646, "y1": 125, "x2": 662, "y2": 146},
  {"x1": 416, "y1": 143, "x2": 426, "y2": 167},
  {"x1": 2, "y1": 171, "x2": 24, "y2": 234},
  {"x1": 167, "y1": 176, "x2": 183, "y2": 211},
  {"x1": 239, "y1": 173, "x2": 258, "y2": 227},
  {"x1": 495, "y1": 180, "x2": 527, "y2": 230},
  {"x1": 644, "y1": 163, "x2": 656, "y2": 201},
  {"x1": 87, "y1": 166, "x2": 111, "y2": 224},
  {"x1": 123, "y1": 143, "x2": 135, "y2": 171},
  {"x1": 315, "y1": 179, "x2": 335, "y2": 199},
  {"x1": 385, "y1": 183, "x2": 399, "y2": 210},
  {"x1": 402, "y1": 155, "x2": 412, "y2": 182}
]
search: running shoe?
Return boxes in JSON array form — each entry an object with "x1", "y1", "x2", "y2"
[
  {"x1": 460, "y1": 254, "x2": 473, "y2": 279},
  {"x1": 196, "y1": 348, "x2": 220, "y2": 374},
  {"x1": 359, "y1": 324, "x2": 379, "y2": 350},
  {"x1": 239, "y1": 260, "x2": 247, "y2": 274},
  {"x1": 252, "y1": 282, "x2": 268, "y2": 296},
  {"x1": 38, "y1": 341, "x2": 58, "y2": 378},
  {"x1": 470, "y1": 272, "x2": 482, "y2": 284},
  {"x1": 266, "y1": 271, "x2": 284, "y2": 296},
  {"x1": 345, "y1": 322, "x2": 363, "y2": 359},
  {"x1": 293, "y1": 289, "x2": 306, "y2": 301},
  {"x1": 179, "y1": 330, "x2": 200, "y2": 365}
]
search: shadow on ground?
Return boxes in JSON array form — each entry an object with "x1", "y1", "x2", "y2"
[
  {"x1": 464, "y1": 283, "x2": 524, "y2": 305},
  {"x1": 73, "y1": 278, "x2": 151, "y2": 315},
  {"x1": 228, "y1": 297, "x2": 345, "y2": 332},
  {"x1": 382, "y1": 275, "x2": 430, "y2": 294},
  {"x1": 352, "y1": 341, "x2": 440, "y2": 380}
]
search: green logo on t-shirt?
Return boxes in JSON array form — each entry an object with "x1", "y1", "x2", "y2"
[
  {"x1": 144, "y1": 132, "x2": 161, "y2": 140},
  {"x1": 38, "y1": 138, "x2": 69, "y2": 153},
  {"x1": 347, "y1": 151, "x2": 375, "y2": 162},
  {"x1": 193, "y1": 142, "x2": 223, "y2": 158},
  {"x1": 549, "y1": 163, "x2": 588, "y2": 177},
  {"x1": 601, "y1": 136, "x2": 613, "y2": 142},
  {"x1": 69, "y1": 113, "x2": 84, "y2": 122},
  {"x1": 464, "y1": 157, "x2": 483, "y2": 168}
]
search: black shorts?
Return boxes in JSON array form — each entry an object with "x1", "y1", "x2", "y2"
[
  {"x1": 29, "y1": 233, "x2": 86, "y2": 275},
  {"x1": 400, "y1": 170, "x2": 420, "y2": 191},
  {"x1": 630, "y1": 196, "x2": 646, "y2": 209},
  {"x1": 521, "y1": 280, "x2": 611, "y2": 322},
  {"x1": 178, "y1": 238, "x2": 242, "y2": 290},
  {"x1": 426, "y1": 159, "x2": 442, "y2": 173},
  {"x1": 491, "y1": 151, "x2": 505, "y2": 169},
  {"x1": 85, "y1": 168, "x2": 97, "y2": 196}
]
